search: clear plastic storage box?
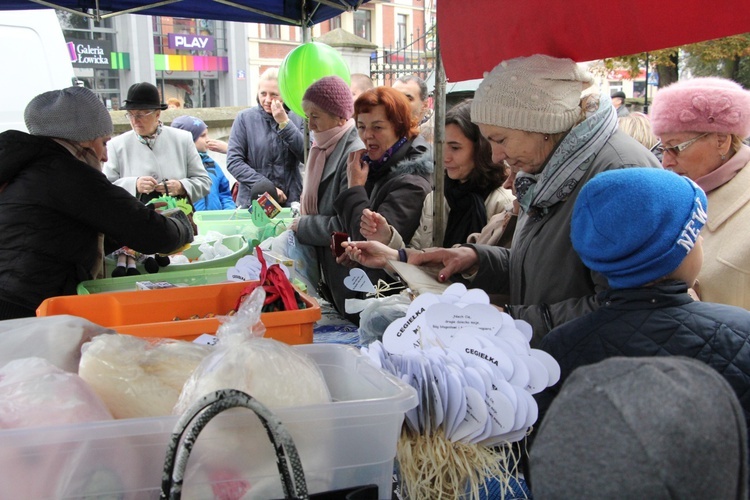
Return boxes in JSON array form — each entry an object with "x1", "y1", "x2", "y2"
[
  {"x1": 0, "y1": 344, "x2": 417, "y2": 499},
  {"x1": 193, "y1": 209, "x2": 294, "y2": 245}
]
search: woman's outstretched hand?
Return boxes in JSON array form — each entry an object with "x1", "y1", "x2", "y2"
[
  {"x1": 343, "y1": 240, "x2": 399, "y2": 269},
  {"x1": 408, "y1": 246, "x2": 479, "y2": 282}
]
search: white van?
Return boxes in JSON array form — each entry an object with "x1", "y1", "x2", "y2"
[{"x1": 0, "y1": 9, "x2": 77, "y2": 133}]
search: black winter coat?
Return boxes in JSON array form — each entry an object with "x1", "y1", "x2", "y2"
[
  {"x1": 0, "y1": 131, "x2": 190, "y2": 313},
  {"x1": 536, "y1": 281, "x2": 750, "y2": 432},
  {"x1": 332, "y1": 136, "x2": 433, "y2": 321}
]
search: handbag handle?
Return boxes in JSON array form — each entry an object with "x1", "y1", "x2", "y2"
[{"x1": 161, "y1": 389, "x2": 309, "y2": 500}]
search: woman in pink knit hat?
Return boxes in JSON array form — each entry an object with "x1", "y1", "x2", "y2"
[
  {"x1": 289, "y1": 75, "x2": 364, "y2": 320},
  {"x1": 651, "y1": 77, "x2": 750, "y2": 309}
]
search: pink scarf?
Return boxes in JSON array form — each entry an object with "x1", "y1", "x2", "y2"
[
  {"x1": 301, "y1": 119, "x2": 354, "y2": 215},
  {"x1": 697, "y1": 144, "x2": 750, "y2": 193}
]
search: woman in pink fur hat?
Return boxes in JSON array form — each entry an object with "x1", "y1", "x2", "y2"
[{"x1": 651, "y1": 77, "x2": 750, "y2": 309}]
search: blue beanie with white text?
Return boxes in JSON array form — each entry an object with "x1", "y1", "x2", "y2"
[{"x1": 571, "y1": 168, "x2": 707, "y2": 289}]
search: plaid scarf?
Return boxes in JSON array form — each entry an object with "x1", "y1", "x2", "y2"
[
  {"x1": 515, "y1": 95, "x2": 618, "y2": 221},
  {"x1": 136, "y1": 122, "x2": 163, "y2": 150}
]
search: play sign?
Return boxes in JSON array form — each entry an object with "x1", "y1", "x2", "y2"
[{"x1": 167, "y1": 33, "x2": 214, "y2": 51}]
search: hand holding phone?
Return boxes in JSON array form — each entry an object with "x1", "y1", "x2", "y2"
[{"x1": 331, "y1": 232, "x2": 349, "y2": 258}]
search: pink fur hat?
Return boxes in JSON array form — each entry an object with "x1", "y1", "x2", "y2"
[{"x1": 651, "y1": 77, "x2": 750, "y2": 139}]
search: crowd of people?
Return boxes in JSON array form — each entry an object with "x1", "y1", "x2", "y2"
[{"x1": 2, "y1": 54, "x2": 750, "y2": 496}]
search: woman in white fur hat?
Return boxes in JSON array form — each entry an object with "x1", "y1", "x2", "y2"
[
  {"x1": 650, "y1": 77, "x2": 750, "y2": 310},
  {"x1": 411, "y1": 54, "x2": 661, "y2": 344},
  {"x1": 0, "y1": 86, "x2": 194, "y2": 319}
]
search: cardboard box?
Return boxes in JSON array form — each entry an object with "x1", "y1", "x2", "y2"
[
  {"x1": 256, "y1": 191, "x2": 283, "y2": 218},
  {"x1": 134, "y1": 280, "x2": 182, "y2": 290}
]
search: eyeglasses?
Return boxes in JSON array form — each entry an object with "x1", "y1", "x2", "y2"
[
  {"x1": 125, "y1": 110, "x2": 157, "y2": 120},
  {"x1": 655, "y1": 133, "x2": 709, "y2": 157}
]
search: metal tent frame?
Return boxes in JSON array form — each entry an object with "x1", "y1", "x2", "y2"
[{"x1": 0, "y1": 0, "x2": 365, "y2": 26}]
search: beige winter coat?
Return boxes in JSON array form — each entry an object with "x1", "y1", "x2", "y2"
[
  {"x1": 386, "y1": 187, "x2": 514, "y2": 250},
  {"x1": 699, "y1": 159, "x2": 750, "y2": 310}
]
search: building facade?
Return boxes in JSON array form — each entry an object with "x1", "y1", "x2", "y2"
[{"x1": 55, "y1": 0, "x2": 436, "y2": 110}]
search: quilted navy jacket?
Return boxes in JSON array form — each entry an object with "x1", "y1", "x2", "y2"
[{"x1": 536, "y1": 280, "x2": 750, "y2": 431}]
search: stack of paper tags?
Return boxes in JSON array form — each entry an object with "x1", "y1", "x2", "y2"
[{"x1": 360, "y1": 283, "x2": 560, "y2": 446}]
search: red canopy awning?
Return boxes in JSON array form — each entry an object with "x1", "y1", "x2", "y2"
[{"x1": 438, "y1": 0, "x2": 750, "y2": 81}]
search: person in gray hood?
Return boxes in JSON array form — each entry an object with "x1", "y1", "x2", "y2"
[
  {"x1": 530, "y1": 356, "x2": 749, "y2": 499},
  {"x1": 0, "y1": 87, "x2": 193, "y2": 319}
]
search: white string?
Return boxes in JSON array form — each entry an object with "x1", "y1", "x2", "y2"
[{"x1": 366, "y1": 279, "x2": 405, "y2": 298}]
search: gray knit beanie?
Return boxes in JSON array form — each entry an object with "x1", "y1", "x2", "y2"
[
  {"x1": 471, "y1": 54, "x2": 594, "y2": 134},
  {"x1": 24, "y1": 86, "x2": 113, "y2": 142},
  {"x1": 530, "y1": 356, "x2": 749, "y2": 499}
]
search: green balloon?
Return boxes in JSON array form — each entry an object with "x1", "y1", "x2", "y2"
[{"x1": 278, "y1": 42, "x2": 351, "y2": 118}]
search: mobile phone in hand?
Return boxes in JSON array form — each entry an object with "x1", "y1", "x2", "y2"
[{"x1": 331, "y1": 232, "x2": 348, "y2": 259}]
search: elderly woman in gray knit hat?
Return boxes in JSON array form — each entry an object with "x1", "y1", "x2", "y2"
[
  {"x1": 412, "y1": 54, "x2": 661, "y2": 344},
  {"x1": 0, "y1": 87, "x2": 194, "y2": 319}
]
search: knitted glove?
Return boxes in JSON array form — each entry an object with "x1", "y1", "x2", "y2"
[{"x1": 161, "y1": 208, "x2": 194, "y2": 253}]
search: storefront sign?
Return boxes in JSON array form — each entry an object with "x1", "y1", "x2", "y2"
[
  {"x1": 168, "y1": 33, "x2": 215, "y2": 51},
  {"x1": 66, "y1": 38, "x2": 113, "y2": 69}
]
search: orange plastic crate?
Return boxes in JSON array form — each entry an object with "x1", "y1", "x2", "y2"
[{"x1": 37, "y1": 281, "x2": 319, "y2": 345}]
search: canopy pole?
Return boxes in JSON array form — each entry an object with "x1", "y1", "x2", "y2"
[
  {"x1": 302, "y1": 24, "x2": 311, "y2": 164},
  {"x1": 432, "y1": 29, "x2": 446, "y2": 247}
]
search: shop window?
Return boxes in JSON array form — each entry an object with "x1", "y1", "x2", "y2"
[{"x1": 330, "y1": 16, "x2": 341, "y2": 30}]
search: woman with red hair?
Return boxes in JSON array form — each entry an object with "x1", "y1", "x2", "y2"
[{"x1": 330, "y1": 86, "x2": 433, "y2": 318}]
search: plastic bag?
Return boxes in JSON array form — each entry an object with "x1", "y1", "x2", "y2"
[
  {"x1": 0, "y1": 358, "x2": 148, "y2": 499},
  {"x1": 259, "y1": 229, "x2": 319, "y2": 297},
  {"x1": 175, "y1": 287, "x2": 330, "y2": 415},
  {"x1": 357, "y1": 294, "x2": 412, "y2": 346},
  {"x1": 0, "y1": 357, "x2": 112, "y2": 429},
  {"x1": 197, "y1": 236, "x2": 232, "y2": 261},
  {"x1": 79, "y1": 335, "x2": 211, "y2": 419},
  {"x1": 0, "y1": 315, "x2": 114, "y2": 373},
  {"x1": 172, "y1": 289, "x2": 335, "y2": 499}
]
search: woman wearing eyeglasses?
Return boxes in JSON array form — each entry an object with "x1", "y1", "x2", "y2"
[
  {"x1": 103, "y1": 82, "x2": 211, "y2": 204},
  {"x1": 651, "y1": 77, "x2": 750, "y2": 310}
]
